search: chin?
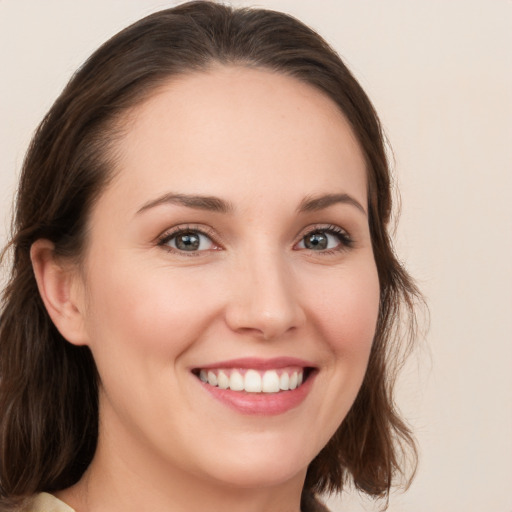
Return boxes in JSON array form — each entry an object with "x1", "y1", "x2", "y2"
[
  {"x1": 194, "y1": 435, "x2": 315, "y2": 489},
  {"x1": 208, "y1": 461, "x2": 307, "y2": 490}
]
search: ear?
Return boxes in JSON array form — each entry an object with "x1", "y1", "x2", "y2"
[{"x1": 30, "y1": 239, "x2": 89, "y2": 346}]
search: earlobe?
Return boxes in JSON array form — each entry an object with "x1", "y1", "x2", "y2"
[{"x1": 30, "y1": 239, "x2": 89, "y2": 346}]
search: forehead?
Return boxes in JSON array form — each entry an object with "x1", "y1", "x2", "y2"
[{"x1": 103, "y1": 66, "x2": 367, "y2": 211}]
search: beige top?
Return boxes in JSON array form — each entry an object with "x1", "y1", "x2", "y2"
[
  {"x1": 23, "y1": 491, "x2": 329, "y2": 512},
  {"x1": 22, "y1": 493, "x2": 75, "y2": 512}
]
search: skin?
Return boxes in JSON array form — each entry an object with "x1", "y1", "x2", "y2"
[{"x1": 33, "y1": 66, "x2": 380, "y2": 512}]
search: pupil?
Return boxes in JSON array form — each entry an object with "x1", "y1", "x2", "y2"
[
  {"x1": 305, "y1": 232, "x2": 327, "y2": 250},
  {"x1": 176, "y1": 233, "x2": 200, "y2": 251}
]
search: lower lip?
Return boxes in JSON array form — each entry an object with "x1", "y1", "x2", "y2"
[{"x1": 197, "y1": 372, "x2": 316, "y2": 415}]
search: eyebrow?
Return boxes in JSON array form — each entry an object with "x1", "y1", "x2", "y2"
[
  {"x1": 136, "y1": 191, "x2": 366, "y2": 217},
  {"x1": 136, "y1": 193, "x2": 234, "y2": 215},
  {"x1": 297, "y1": 193, "x2": 367, "y2": 216}
]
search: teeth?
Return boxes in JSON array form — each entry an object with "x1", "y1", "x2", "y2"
[
  {"x1": 279, "y1": 372, "x2": 289, "y2": 391},
  {"x1": 244, "y1": 370, "x2": 262, "y2": 392},
  {"x1": 198, "y1": 368, "x2": 305, "y2": 393},
  {"x1": 289, "y1": 371, "x2": 298, "y2": 390},
  {"x1": 207, "y1": 371, "x2": 218, "y2": 386},
  {"x1": 230, "y1": 370, "x2": 244, "y2": 391},
  {"x1": 217, "y1": 370, "x2": 229, "y2": 389},
  {"x1": 262, "y1": 370, "x2": 280, "y2": 393}
]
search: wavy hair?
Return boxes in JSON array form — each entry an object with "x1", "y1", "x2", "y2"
[{"x1": 0, "y1": 2, "x2": 421, "y2": 509}]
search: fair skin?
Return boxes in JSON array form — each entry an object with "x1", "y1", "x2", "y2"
[{"x1": 32, "y1": 66, "x2": 380, "y2": 512}]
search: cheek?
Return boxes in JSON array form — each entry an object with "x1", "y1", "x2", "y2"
[
  {"x1": 295, "y1": 259, "x2": 380, "y2": 450},
  {"x1": 311, "y1": 262, "x2": 380, "y2": 359},
  {"x1": 83, "y1": 259, "x2": 222, "y2": 359}
]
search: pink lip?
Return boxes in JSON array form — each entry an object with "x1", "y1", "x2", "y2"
[
  {"x1": 194, "y1": 356, "x2": 315, "y2": 371},
  {"x1": 192, "y1": 357, "x2": 317, "y2": 416}
]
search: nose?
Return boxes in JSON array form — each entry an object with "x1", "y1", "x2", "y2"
[{"x1": 224, "y1": 251, "x2": 306, "y2": 340}]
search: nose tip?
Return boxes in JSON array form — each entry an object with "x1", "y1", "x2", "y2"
[
  {"x1": 226, "y1": 297, "x2": 305, "y2": 341},
  {"x1": 237, "y1": 308, "x2": 303, "y2": 341},
  {"x1": 224, "y1": 261, "x2": 306, "y2": 341}
]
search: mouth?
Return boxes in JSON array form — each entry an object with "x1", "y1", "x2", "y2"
[
  {"x1": 190, "y1": 358, "x2": 317, "y2": 416},
  {"x1": 192, "y1": 366, "x2": 314, "y2": 394}
]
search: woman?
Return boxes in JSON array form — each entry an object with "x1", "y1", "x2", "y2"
[{"x1": 0, "y1": 2, "x2": 420, "y2": 511}]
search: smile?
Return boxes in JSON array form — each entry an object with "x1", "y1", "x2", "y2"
[
  {"x1": 197, "y1": 367, "x2": 305, "y2": 393},
  {"x1": 192, "y1": 357, "x2": 316, "y2": 415}
]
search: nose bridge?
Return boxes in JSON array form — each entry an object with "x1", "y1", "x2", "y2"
[{"x1": 225, "y1": 245, "x2": 305, "y2": 339}]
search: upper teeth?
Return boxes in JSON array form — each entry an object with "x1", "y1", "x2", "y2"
[{"x1": 198, "y1": 368, "x2": 304, "y2": 393}]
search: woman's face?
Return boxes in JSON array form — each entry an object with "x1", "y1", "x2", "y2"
[{"x1": 74, "y1": 67, "x2": 380, "y2": 489}]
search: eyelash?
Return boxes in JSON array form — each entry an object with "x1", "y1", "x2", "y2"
[
  {"x1": 157, "y1": 225, "x2": 220, "y2": 256},
  {"x1": 156, "y1": 223, "x2": 353, "y2": 256},
  {"x1": 296, "y1": 224, "x2": 354, "y2": 255}
]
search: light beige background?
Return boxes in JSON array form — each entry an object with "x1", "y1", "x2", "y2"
[{"x1": 1, "y1": 1, "x2": 511, "y2": 511}]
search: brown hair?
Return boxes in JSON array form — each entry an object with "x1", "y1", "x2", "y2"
[{"x1": 0, "y1": 1, "x2": 421, "y2": 509}]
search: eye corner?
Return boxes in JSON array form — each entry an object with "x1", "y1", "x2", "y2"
[{"x1": 156, "y1": 224, "x2": 222, "y2": 255}]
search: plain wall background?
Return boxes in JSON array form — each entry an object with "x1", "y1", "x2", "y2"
[{"x1": 1, "y1": 1, "x2": 511, "y2": 511}]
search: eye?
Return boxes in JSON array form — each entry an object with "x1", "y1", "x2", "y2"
[
  {"x1": 296, "y1": 226, "x2": 352, "y2": 252},
  {"x1": 159, "y1": 228, "x2": 216, "y2": 253}
]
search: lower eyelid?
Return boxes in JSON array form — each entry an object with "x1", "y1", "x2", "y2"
[
  {"x1": 156, "y1": 225, "x2": 354, "y2": 254},
  {"x1": 297, "y1": 226, "x2": 353, "y2": 249},
  {"x1": 157, "y1": 226, "x2": 219, "y2": 251}
]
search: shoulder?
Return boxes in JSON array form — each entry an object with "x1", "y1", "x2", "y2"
[
  {"x1": 19, "y1": 493, "x2": 76, "y2": 512},
  {"x1": 302, "y1": 491, "x2": 331, "y2": 512}
]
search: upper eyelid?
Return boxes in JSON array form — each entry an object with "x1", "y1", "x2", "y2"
[
  {"x1": 156, "y1": 223, "x2": 353, "y2": 248},
  {"x1": 294, "y1": 224, "x2": 354, "y2": 252},
  {"x1": 294, "y1": 223, "x2": 351, "y2": 240},
  {"x1": 157, "y1": 224, "x2": 220, "y2": 246}
]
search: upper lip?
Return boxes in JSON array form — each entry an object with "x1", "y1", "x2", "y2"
[{"x1": 192, "y1": 357, "x2": 316, "y2": 371}]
